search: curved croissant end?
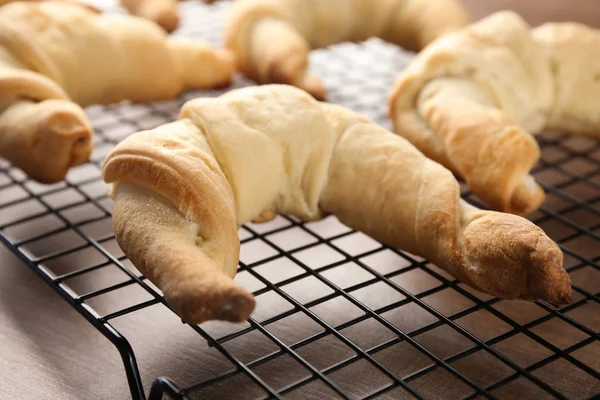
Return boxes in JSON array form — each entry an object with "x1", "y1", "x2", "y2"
[
  {"x1": 225, "y1": 0, "x2": 470, "y2": 99},
  {"x1": 112, "y1": 184, "x2": 255, "y2": 324},
  {"x1": 461, "y1": 205, "x2": 572, "y2": 307},
  {"x1": 168, "y1": 38, "x2": 236, "y2": 90},
  {"x1": 391, "y1": 76, "x2": 545, "y2": 215},
  {"x1": 0, "y1": 100, "x2": 92, "y2": 183},
  {"x1": 103, "y1": 120, "x2": 254, "y2": 324},
  {"x1": 0, "y1": 72, "x2": 92, "y2": 183}
]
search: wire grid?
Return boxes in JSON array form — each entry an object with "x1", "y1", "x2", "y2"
[{"x1": 0, "y1": 1, "x2": 599, "y2": 399}]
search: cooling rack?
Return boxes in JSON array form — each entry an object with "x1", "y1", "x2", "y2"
[{"x1": 0, "y1": 1, "x2": 598, "y2": 399}]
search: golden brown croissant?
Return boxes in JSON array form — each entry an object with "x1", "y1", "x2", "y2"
[
  {"x1": 224, "y1": 0, "x2": 470, "y2": 99},
  {"x1": 102, "y1": 85, "x2": 572, "y2": 325},
  {"x1": 390, "y1": 11, "x2": 600, "y2": 215},
  {"x1": 0, "y1": 1, "x2": 234, "y2": 183}
]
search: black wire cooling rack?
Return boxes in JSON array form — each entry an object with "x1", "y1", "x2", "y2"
[{"x1": 1, "y1": 1, "x2": 599, "y2": 399}]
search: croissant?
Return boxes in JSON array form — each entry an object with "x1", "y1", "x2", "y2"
[
  {"x1": 389, "y1": 11, "x2": 600, "y2": 215},
  {"x1": 0, "y1": 1, "x2": 234, "y2": 183},
  {"x1": 0, "y1": 0, "x2": 201, "y2": 33},
  {"x1": 224, "y1": 0, "x2": 470, "y2": 100},
  {"x1": 120, "y1": 0, "x2": 219, "y2": 33},
  {"x1": 102, "y1": 85, "x2": 572, "y2": 325},
  {"x1": 0, "y1": 0, "x2": 100, "y2": 11}
]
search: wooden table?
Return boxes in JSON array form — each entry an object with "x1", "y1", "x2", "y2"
[{"x1": 1, "y1": 1, "x2": 599, "y2": 400}]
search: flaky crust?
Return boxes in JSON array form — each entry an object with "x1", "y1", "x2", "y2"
[
  {"x1": 0, "y1": 1, "x2": 234, "y2": 183},
  {"x1": 225, "y1": 0, "x2": 470, "y2": 99},
  {"x1": 102, "y1": 85, "x2": 572, "y2": 325},
  {"x1": 390, "y1": 11, "x2": 600, "y2": 215}
]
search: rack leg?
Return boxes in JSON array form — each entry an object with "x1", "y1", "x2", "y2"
[
  {"x1": 116, "y1": 341, "x2": 147, "y2": 400},
  {"x1": 149, "y1": 377, "x2": 184, "y2": 400}
]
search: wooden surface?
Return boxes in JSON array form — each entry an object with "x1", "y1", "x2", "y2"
[{"x1": 1, "y1": 1, "x2": 600, "y2": 400}]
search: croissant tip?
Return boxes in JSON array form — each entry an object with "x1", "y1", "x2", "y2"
[
  {"x1": 214, "y1": 293, "x2": 256, "y2": 323},
  {"x1": 506, "y1": 177, "x2": 546, "y2": 216},
  {"x1": 156, "y1": 13, "x2": 180, "y2": 33},
  {"x1": 550, "y1": 292, "x2": 574, "y2": 308},
  {"x1": 212, "y1": 77, "x2": 234, "y2": 90},
  {"x1": 531, "y1": 239, "x2": 573, "y2": 308},
  {"x1": 174, "y1": 288, "x2": 256, "y2": 326},
  {"x1": 543, "y1": 279, "x2": 574, "y2": 308},
  {"x1": 142, "y1": 6, "x2": 179, "y2": 33},
  {"x1": 301, "y1": 76, "x2": 327, "y2": 101}
]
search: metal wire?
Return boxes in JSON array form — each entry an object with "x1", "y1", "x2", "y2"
[{"x1": 0, "y1": 1, "x2": 598, "y2": 399}]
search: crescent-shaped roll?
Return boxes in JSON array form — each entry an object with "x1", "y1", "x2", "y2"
[
  {"x1": 389, "y1": 11, "x2": 600, "y2": 215},
  {"x1": 102, "y1": 85, "x2": 572, "y2": 325},
  {"x1": 0, "y1": 1, "x2": 234, "y2": 183},
  {"x1": 224, "y1": 0, "x2": 470, "y2": 99}
]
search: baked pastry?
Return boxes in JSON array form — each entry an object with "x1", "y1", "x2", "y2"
[
  {"x1": 225, "y1": 0, "x2": 470, "y2": 100},
  {"x1": 0, "y1": 0, "x2": 100, "y2": 10},
  {"x1": 0, "y1": 1, "x2": 234, "y2": 183},
  {"x1": 390, "y1": 11, "x2": 600, "y2": 215},
  {"x1": 120, "y1": 0, "x2": 219, "y2": 33},
  {"x1": 102, "y1": 85, "x2": 572, "y2": 325},
  {"x1": 0, "y1": 0, "x2": 207, "y2": 33}
]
